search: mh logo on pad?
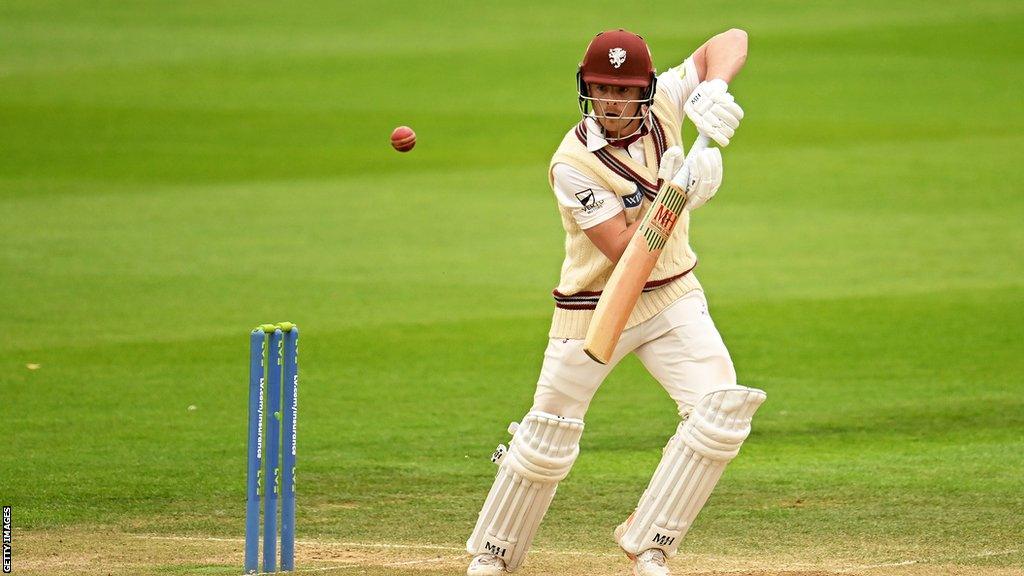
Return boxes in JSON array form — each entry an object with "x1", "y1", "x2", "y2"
[
  {"x1": 484, "y1": 541, "x2": 507, "y2": 557},
  {"x1": 652, "y1": 533, "x2": 675, "y2": 547}
]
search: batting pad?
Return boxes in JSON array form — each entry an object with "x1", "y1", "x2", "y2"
[
  {"x1": 467, "y1": 411, "x2": 585, "y2": 571},
  {"x1": 618, "y1": 387, "x2": 766, "y2": 558}
]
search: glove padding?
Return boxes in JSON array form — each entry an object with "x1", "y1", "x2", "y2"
[
  {"x1": 656, "y1": 146, "x2": 685, "y2": 183},
  {"x1": 680, "y1": 148, "x2": 722, "y2": 211},
  {"x1": 684, "y1": 79, "x2": 744, "y2": 147}
]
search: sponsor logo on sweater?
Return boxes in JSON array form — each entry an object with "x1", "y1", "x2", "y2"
[
  {"x1": 575, "y1": 189, "x2": 605, "y2": 214},
  {"x1": 623, "y1": 186, "x2": 643, "y2": 208}
]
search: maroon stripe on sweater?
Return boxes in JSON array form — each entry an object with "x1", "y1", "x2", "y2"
[
  {"x1": 594, "y1": 149, "x2": 642, "y2": 185},
  {"x1": 651, "y1": 113, "x2": 667, "y2": 165},
  {"x1": 551, "y1": 263, "x2": 697, "y2": 310},
  {"x1": 597, "y1": 153, "x2": 660, "y2": 194},
  {"x1": 573, "y1": 112, "x2": 671, "y2": 200},
  {"x1": 574, "y1": 122, "x2": 587, "y2": 145}
]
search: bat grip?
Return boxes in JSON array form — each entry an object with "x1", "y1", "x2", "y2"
[{"x1": 670, "y1": 134, "x2": 711, "y2": 188}]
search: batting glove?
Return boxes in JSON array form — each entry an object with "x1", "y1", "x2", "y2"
[
  {"x1": 656, "y1": 146, "x2": 685, "y2": 183},
  {"x1": 684, "y1": 79, "x2": 744, "y2": 147},
  {"x1": 681, "y1": 147, "x2": 723, "y2": 211}
]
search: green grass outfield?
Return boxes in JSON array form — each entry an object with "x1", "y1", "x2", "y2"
[{"x1": 2, "y1": 1, "x2": 1022, "y2": 574}]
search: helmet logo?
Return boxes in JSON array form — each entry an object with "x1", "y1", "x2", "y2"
[{"x1": 608, "y1": 47, "x2": 627, "y2": 69}]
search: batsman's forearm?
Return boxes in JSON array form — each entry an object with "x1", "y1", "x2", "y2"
[
  {"x1": 604, "y1": 218, "x2": 645, "y2": 264},
  {"x1": 584, "y1": 230, "x2": 662, "y2": 364},
  {"x1": 704, "y1": 28, "x2": 747, "y2": 82}
]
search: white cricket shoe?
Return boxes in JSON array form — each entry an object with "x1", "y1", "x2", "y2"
[
  {"x1": 632, "y1": 548, "x2": 670, "y2": 576},
  {"x1": 614, "y1": 515, "x2": 670, "y2": 576},
  {"x1": 466, "y1": 553, "x2": 507, "y2": 575}
]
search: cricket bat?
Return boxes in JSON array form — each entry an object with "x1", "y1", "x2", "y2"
[{"x1": 583, "y1": 135, "x2": 711, "y2": 364}]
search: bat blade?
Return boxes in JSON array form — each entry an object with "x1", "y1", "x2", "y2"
[{"x1": 582, "y1": 136, "x2": 709, "y2": 364}]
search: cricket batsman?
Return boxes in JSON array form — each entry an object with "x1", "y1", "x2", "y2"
[{"x1": 466, "y1": 28, "x2": 767, "y2": 576}]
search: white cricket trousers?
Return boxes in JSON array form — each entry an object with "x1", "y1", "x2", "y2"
[{"x1": 532, "y1": 290, "x2": 736, "y2": 419}]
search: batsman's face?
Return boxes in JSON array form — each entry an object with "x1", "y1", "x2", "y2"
[{"x1": 588, "y1": 83, "x2": 644, "y2": 136}]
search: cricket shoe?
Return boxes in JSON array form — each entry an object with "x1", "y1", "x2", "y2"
[
  {"x1": 466, "y1": 553, "x2": 508, "y2": 575},
  {"x1": 630, "y1": 549, "x2": 670, "y2": 576},
  {"x1": 614, "y1": 514, "x2": 671, "y2": 576}
]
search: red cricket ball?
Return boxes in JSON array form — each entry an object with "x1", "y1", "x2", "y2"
[{"x1": 390, "y1": 126, "x2": 416, "y2": 152}]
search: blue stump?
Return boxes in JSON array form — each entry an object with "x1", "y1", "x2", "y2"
[
  {"x1": 244, "y1": 329, "x2": 265, "y2": 574},
  {"x1": 281, "y1": 326, "x2": 299, "y2": 570}
]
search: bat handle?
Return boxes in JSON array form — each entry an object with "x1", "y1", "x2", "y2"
[{"x1": 670, "y1": 134, "x2": 711, "y2": 188}]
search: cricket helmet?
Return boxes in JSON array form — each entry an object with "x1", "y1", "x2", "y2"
[{"x1": 577, "y1": 29, "x2": 658, "y2": 135}]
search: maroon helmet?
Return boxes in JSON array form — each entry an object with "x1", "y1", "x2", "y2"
[{"x1": 576, "y1": 29, "x2": 658, "y2": 135}]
